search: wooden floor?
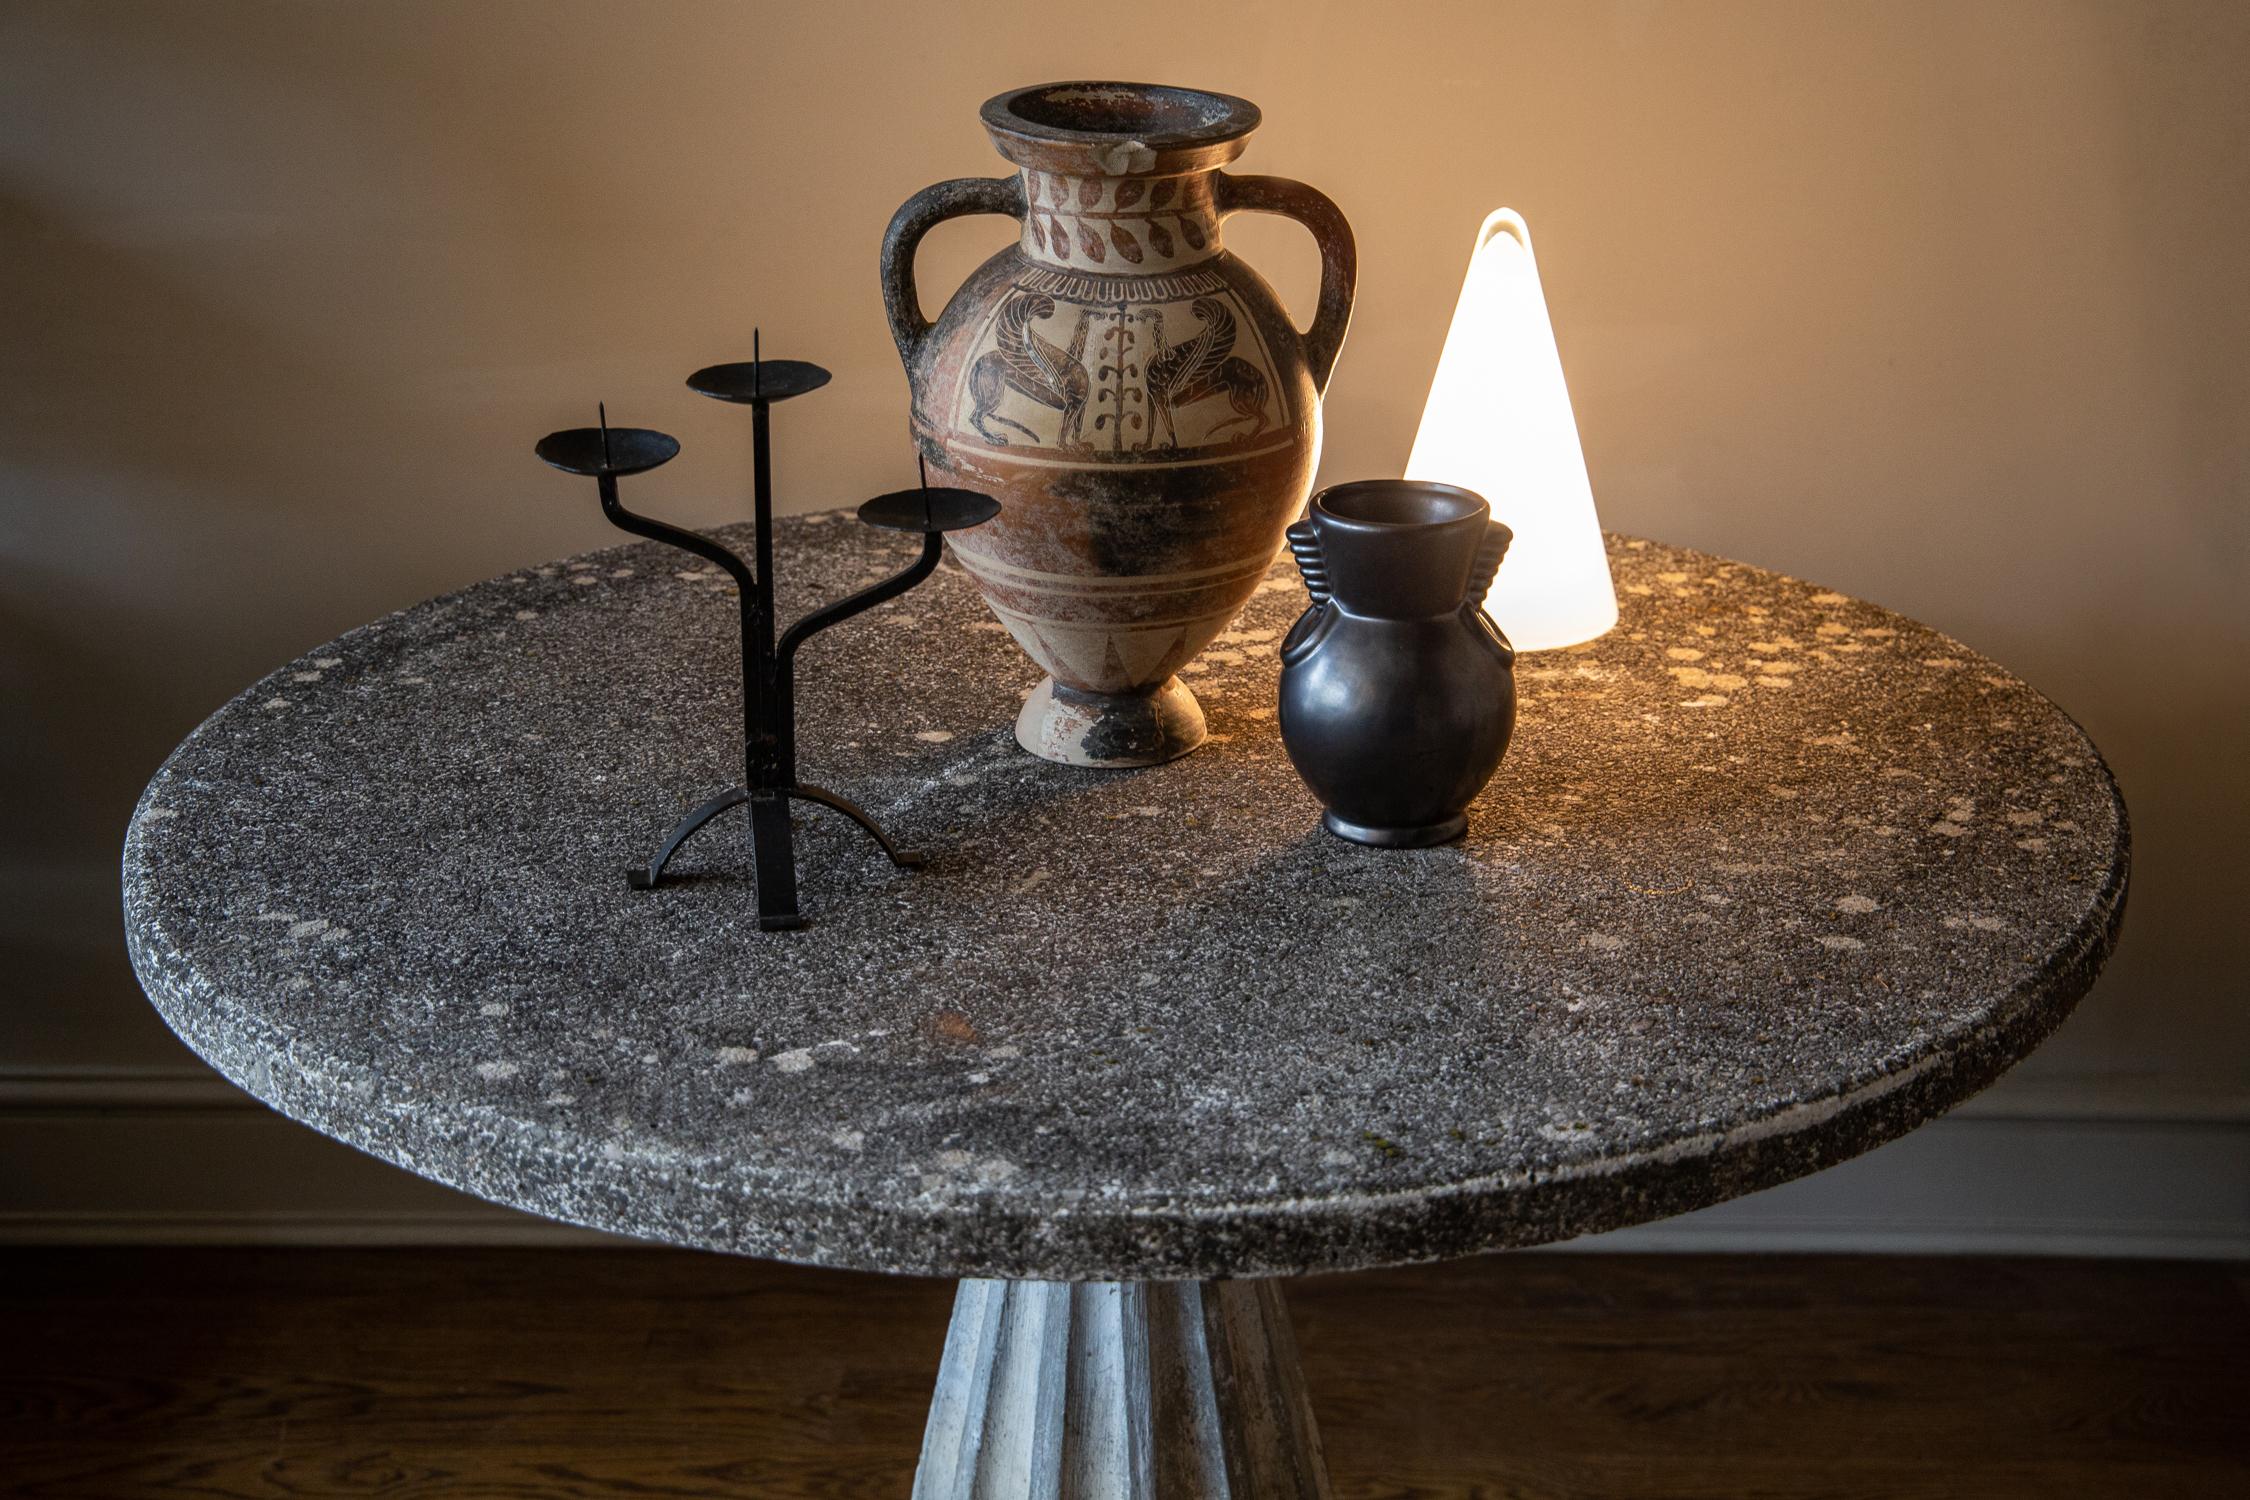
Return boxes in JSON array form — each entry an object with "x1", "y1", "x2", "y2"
[{"x1": 2, "y1": 1250, "x2": 2243, "y2": 1498}]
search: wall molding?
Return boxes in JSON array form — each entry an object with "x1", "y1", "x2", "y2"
[
  {"x1": 4, "y1": 1063, "x2": 2245, "y2": 1257},
  {"x1": 0, "y1": 1064, "x2": 250, "y2": 1112},
  {"x1": 0, "y1": 1209, "x2": 620, "y2": 1247}
]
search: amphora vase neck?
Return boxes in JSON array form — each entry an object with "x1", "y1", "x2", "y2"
[{"x1": 980, "y1": 81, "x2": 1258, "y2": 274}]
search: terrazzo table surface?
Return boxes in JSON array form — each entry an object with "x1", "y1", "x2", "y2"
[{"x1": 125, "y1": 519, "x2": 2127, "y2": 1281}]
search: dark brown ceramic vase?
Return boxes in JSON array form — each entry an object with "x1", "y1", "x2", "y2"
[
  {"x1": 1279, "y1": 481, "x2": 1516, "y2": 847},
  {"x1": 882, "y1": 82, "x2": 1356, "y2": 766}
]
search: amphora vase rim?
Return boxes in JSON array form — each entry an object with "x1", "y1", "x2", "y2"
[{"x1": 981, "y1": 81, "x2": 1262, "y2": 176}]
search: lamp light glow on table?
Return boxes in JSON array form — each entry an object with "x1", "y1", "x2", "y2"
[{"x1": 1405, "y1": 209, "x2": 1618, "y2": 651}]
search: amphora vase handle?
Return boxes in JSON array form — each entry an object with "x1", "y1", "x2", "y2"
[
  {"x1": 879, "y1": 175, "x2": 1027, "y2": 366},
  {"x1": 1215, "y1": 173, "x2": 1358, "y2": 394}
]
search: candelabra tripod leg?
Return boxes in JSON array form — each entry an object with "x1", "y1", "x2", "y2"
[
  {"x1": 789, "y1": 784, "x2": 928, "y2": 869},
  {"x1": 626, "y1": 787, "x2": 751, "y2": 890},
  {"x1": 626, "y1": 780, "x2": 922, "y2": 927}
]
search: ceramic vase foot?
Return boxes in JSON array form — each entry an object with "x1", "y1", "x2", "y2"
[
  {"x1": 1320, "y1": 810, "x2": 1469, "y2": 848},
  {"x1": 1016, "y1": 677, "x2": 1206, "y2": 768}
]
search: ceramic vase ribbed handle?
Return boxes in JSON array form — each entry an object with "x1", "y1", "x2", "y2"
[
  {"x1": 879, "y1": 175, "x2": 1027, "y2": 367},
  {"x1": 1466, "y1": 519, "x2": 1517, "y2": 664},
  {"x1": 1214, "y1": 173, "x2": 1357, "y2": 394},
  {"x1": 1286, "y1": 518, "x2": 1330, "y2": 609}
]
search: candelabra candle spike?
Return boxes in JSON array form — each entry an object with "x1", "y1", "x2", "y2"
[{"x1": 537, "y1": 345, "x2": 998, "y2": 931}]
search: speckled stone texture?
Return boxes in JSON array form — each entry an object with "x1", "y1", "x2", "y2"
[{"x1": 124, "y1": 519, "x2": 2127, "y2": 1281}]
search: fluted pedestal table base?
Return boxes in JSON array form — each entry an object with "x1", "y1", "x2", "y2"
[{"x1": 913, "y1": 1279, "x2": 1331, "y2": 1499}]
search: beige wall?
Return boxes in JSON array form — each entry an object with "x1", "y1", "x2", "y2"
[{"x1": 4, "y1": 2, "x2": 2244, "y2": 1128}]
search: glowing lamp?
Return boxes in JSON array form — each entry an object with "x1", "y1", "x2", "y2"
[{"x1": 1405, "y1": 209, "x2": 1617, "y2": 651}]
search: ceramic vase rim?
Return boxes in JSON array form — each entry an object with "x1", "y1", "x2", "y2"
[{"x1": 1313, "y1": 479, "x2": 1499, "y2": 537}]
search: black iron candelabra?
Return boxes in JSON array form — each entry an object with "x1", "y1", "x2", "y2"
[{"x1": 535, "y1": 335, "x2": 998, "y2": 930}]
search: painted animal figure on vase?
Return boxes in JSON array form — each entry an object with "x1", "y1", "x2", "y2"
[
  {"x1": 1146, "y1": 296, "x2": 1271, "y2": 450},
  {"x1": 967, "y1": 292, "x2": 1093, "y2": 449}
]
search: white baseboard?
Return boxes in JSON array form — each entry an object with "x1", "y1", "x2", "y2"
[
  {"x1": 3, "y1": 1065, "x2": 2244, "y2": 1258},
  {"x1": 1578, "y1": 1112, "x2": 2250, "y2": 1259}
]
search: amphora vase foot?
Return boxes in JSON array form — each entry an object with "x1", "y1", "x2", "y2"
[{"x1": 1016, "y1": 676, "x2": 1206, "y2": 769}]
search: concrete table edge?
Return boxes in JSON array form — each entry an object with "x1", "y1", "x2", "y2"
[{"x1": 119, "y1": 526, "x2": 2131, "y2": 1284}]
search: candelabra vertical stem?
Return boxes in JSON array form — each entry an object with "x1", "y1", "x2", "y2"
[
  {"x1": 738, "y1": 517, "x2": 765, "y2": 794},
  {"x1": 748, "y1": 331, "x2": 786, "y2": 789},
  {"x1": 754, "y1": 400, "x2": 787, "y2": 785}
]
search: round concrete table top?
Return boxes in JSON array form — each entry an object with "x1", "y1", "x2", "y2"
[{"x1": 124, "y1": 517, "x2": 2127, "y2": 1280}]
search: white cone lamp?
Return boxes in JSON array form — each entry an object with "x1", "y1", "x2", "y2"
[{"x1": 1405, "y1": 209, "x2": 1617, "y2": 650}]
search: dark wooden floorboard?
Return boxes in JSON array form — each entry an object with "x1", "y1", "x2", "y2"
[{"x1": 1, "y1": 1250, "x2": 2242, "y2": 1498}]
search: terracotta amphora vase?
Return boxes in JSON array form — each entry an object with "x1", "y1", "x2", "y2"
[{"x1": 881, "y1": 81, "x2": 1356, "y2": 767}]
